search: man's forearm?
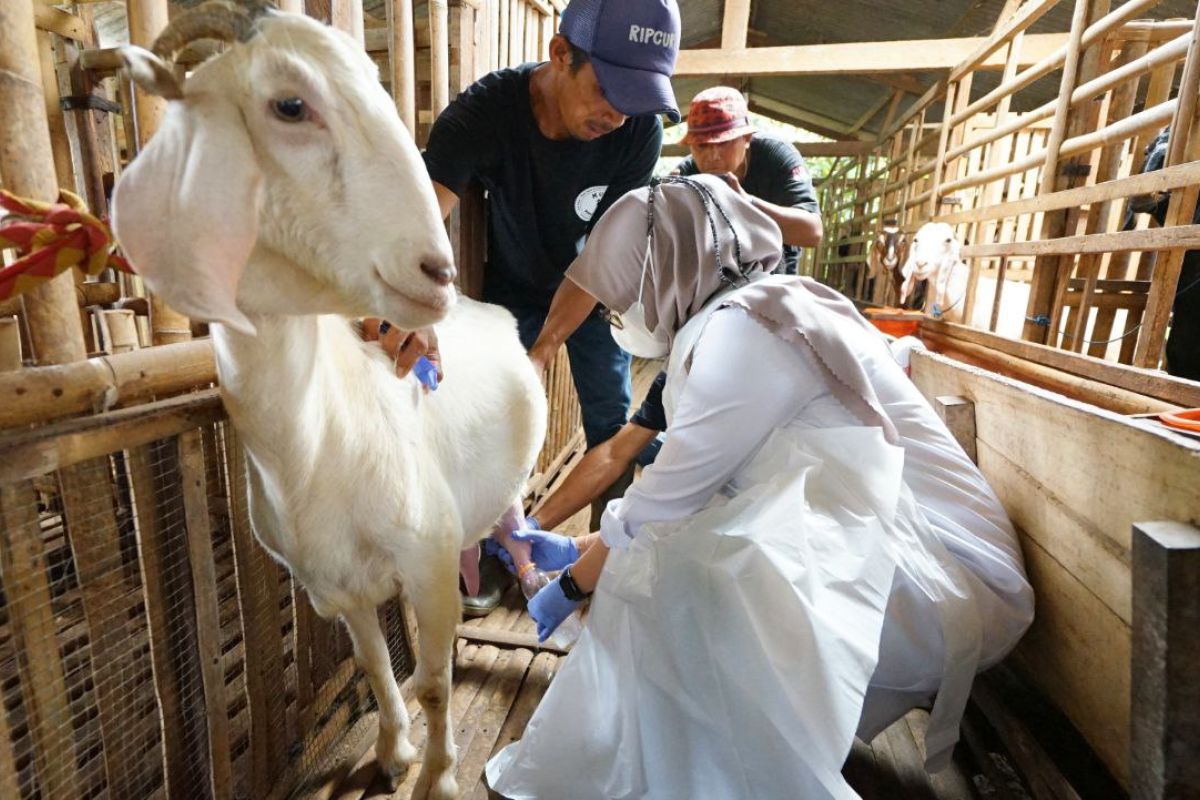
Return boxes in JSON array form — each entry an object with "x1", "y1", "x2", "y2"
[
  {"x1": 751, "y1": 197, "x2": 823, "y2": 247},
  {"x1": 534, "y1": 443, "x2": 632, "y2": 530},
  {"x1": 528, "y1": 278, "x2": 597, "y2": 368}
]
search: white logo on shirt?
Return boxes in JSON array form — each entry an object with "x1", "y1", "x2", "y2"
[{"x1": 575, "y1": 185, "x2": 608, "y2": 222}]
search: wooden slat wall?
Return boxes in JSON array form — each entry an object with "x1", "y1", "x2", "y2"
[
  {"x1": 814, "y1": 1, "x2": 1200, "y2": 372},
  {"x1": 909, "y1": 348, "x2": 1200, "y2": 787}
]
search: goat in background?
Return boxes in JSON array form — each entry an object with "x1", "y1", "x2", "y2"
[
  {"x1": 112, "y1": 4, "x2": 546, "y2": 798},
  {"x1": 901, "y1": 221, "x2": 968, "y2": 323}
]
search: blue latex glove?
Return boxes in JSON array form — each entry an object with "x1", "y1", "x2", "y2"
[
  {"x1": 481, "y1": 536, "x2": 516, "y2": 574},
  {"x1": 509, "y1": 527, "x2": 579, "y2": 572},
  {"x1": 528, "y1": 575, "x2": 581, "y2": 643},
  {"x1": 413, "y1": 355, "x2": 439, "y2": 391}
]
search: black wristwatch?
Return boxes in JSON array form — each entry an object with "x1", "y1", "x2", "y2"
[{"x1": 559, "y1": 565, "x2": 592, "y2": 602}]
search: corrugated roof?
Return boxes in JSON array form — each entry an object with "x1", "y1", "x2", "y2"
[{"x1": 94, "y1": 0, "x2": 1196, "y2": 137}]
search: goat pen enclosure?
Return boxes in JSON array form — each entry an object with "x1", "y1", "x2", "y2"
[
  {"x1": 815, "y1": 0, "x2": 1200, "y2": 372},
  {"x1": 0, "y1": 0, "x2": 581, "y2": 798}
]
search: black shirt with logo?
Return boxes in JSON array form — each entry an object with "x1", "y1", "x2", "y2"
[
  {"x1": 676, "y1": 134, "x2": 819, "y2": 275},
  {"x1": 423, "y1": 63, "x2": 663, "y2": 309}
]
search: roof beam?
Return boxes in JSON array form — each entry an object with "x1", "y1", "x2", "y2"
[
  {"x1": 748, "y1": 93, "x2": 875, "y2": 141},
  {"x1": 674, "y1": 32, "x2": 1069, "y2": 77},
  {"x1": 862, "y1": 72, "x2": 928, "y2": 96},
  {"x1": 721, "y1": 0, "x2": 752, "y2": 49},
  {"x1": 848, "y1": 90, "x2": 894, "y2": 134}
]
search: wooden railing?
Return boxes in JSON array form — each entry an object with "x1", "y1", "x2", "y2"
[{"x1": 814, "y1": 0, "x2": 1200, "y2": 371}]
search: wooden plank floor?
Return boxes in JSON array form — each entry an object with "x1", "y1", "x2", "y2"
[{"x1": 318, "y1": 577, "x2": 989, "y2": 800}]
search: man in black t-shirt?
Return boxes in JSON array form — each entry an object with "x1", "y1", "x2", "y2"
[
  {"x1": 413, "y1": 0, "x2": 681, "y2": 613},
  {"x1": 674, "y1": 86, "x2": 822, "y2": 275},
  {"x1": 422, "y1": 0, "x2": 681, "y2": 452}
]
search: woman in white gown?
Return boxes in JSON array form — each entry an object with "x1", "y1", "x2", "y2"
[{"x1": 486, "y1": 174, "x2": 1034, "y2": 800}]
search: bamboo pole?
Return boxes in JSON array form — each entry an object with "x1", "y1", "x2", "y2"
[
  {"x1": 430, "y1": 0, "x2": 450, "y2": 116},
  {"x1": 0, "y1": 338, "x2": 216, "y2": 429},
  {"x1": 1065, "y1": 40, "x2": 1148, "y2": 353},
  {"x1": 0, "y1": 0, "x2": 88, "y2": 365},
  {"x1": 0, "y1": 318, "x2": 22, "y2": 371},
  {"x1": 98, "y1": 309, "x2": 139, "y2": 354},
  {"x1": 945, "y1": 31, "x2": 1193, "y2": 168},
  {"x1": 37, "y1": 30, "x2": 75, "y2": 191},
  {"x1": 1133, "y1": 4, "x2": 1200, "y2": 369},
  {"x1": 964, "y1": 33, "x2": 1024, "y2": 326},
  {"x1": 388, "y1": 0, "x2": 417, "y2": 132},
  {"x1": 127, "y1": 0, "x2": 192, "y2": 345}
]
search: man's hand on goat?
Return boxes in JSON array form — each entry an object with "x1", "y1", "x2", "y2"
[
  {"x1": 509, "y1": 526, "x2": 580, "y2": 571},
  {"x1": 362, "y1": 319, "x2": 443, "y2": 387},
  {"x1": 717, "y1": 171, "x2": 749, "y2": 197},
  {"x1": 528, "y1": 575, "x2": 581, "y2": 643}
]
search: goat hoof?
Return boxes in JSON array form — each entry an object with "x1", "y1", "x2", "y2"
[
  {"x1": 412, "y1": 767, "x2": 459, "y2": 800},
  {"x1": 377, "y1": 737, "x2": 417, "y2": 789}
]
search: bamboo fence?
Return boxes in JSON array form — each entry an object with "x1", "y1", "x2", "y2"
[{"x1": 0, "y1": 1, "x2": 575, "y2": 797}]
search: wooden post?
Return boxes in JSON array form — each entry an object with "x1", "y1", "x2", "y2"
[
  {"x1": 1093, "y1": 59, "x2": 1176, "y2": 357},
  {"x1": 1131, "y1": 521, "x2": 1200, "y2": 799},
  {"x1": 98, "y1": 309, "x2": 139, "y2": 354},
  {"x1": 127, "y1": 0, "x2": 192, "y2": 345},
  {"x1": 331, "y1": 0, "x2": 365, "y2": 46},
  {"x1": 36, "y1": 30, "x2": 75, "y2": 191},
  {"x1": 0, "y1": 0, "x2": 88, "y2": 365},
  {"x1": 934, "y1": 395, "x2": 978, "y2": 463},
  {"x1": 430, "y1": 0, "x2": 450, "y2": 116},
  {"x1": 177, "y1": 429, "x2": 233, "y2": 800},
  {"x1": 1133, "y1": 5, "x2": 1200, "y2": 368},
  {"x1": 1064, "y1": 40, "x2": 1149, "y2": 353},
  {"x1": 0, "y1": 318, "x2": 21, "y2": 371},
  {"x1": 127, "y1": 440, "x2": 207, "y2": 797},
  {"x1": 388, "y1": 0, "x2": 417, "y2": 132},
  {"x1": 1022, "y1": 0, "x2": 1109, "y2": 344},
  {"x1": 0, "y1": 481, "x2": 79, "y2": 798},
  {"x1": 965, "y1": 32, "x2": 1024, "y2": 325}
]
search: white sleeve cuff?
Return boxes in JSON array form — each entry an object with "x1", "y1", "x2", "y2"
[{"x1": 599, "y1": 499, "x2": 635, "y2": 550}]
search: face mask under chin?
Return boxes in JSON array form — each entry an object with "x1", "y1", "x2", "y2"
[{"x1": 609, "y1": 301, "x2": 670, "y2": 359}]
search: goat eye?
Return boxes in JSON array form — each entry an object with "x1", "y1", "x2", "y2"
[{"x1": 271, "y1": 97, "x2": 308, "y2": 122}]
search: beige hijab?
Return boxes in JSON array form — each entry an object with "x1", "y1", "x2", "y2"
[
  {"x1": 567, "y1": 174, "x2": 898, "y2": 444},
  {"x1": 567, "y1": 174, "x2": 783, "y2": 339}
]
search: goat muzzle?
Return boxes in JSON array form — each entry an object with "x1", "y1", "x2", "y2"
[
  {"x1": 151, "y1": 0, "x2": 271, "y2": 63},
  {"x1": 421, "y1": 262, "x2": 458, "y2": 287}
]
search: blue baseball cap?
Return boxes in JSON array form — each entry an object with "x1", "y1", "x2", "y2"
[{"x1": 560, "y1": 0, "x2": 681, "y2": 122}]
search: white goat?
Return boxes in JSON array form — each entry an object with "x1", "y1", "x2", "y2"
[
  {"x1": 900, "y1": 221, "x2": 968, "y2": 322},
  {"x1": 112, "y1": 5, "x2": 545, "y2": 799}
]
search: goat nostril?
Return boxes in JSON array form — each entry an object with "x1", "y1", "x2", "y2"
[{"x1": 421, "y1": 262, "x2": 457, "y2": 287}]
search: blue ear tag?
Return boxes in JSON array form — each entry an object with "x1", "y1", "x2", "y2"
[{"x1": 413, "y1": 356, "x2": 439, "y2": 391}]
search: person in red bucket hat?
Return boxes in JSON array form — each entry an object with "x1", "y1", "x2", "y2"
[{"x1": 676, "y1": 86, "x2": 823, "y2": 274}]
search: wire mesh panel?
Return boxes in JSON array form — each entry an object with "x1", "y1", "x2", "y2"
[{"x1": 0, "y1": 401, "x2": 413, "y2": 800}]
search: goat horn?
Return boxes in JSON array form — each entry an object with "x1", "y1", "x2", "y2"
[{"x1": 151, "y1": 0, "x2": 270, "y2": 62}]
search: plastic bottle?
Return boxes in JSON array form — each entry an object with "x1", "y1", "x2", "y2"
[{"x1": 518, "y1": 563, "x2": 583, "y2": 649}]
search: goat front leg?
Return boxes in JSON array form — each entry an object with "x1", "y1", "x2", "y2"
[
  {"x1": 343, "y1": 606, "x2": 417, "y2": 788},
  {"x1": 410, "y1": 549, "x2": 462, "y2": 800}
]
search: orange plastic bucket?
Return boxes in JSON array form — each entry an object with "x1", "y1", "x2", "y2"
[{"x1": 1159, "y1": 408, "x2": 1200, "y2": 433}]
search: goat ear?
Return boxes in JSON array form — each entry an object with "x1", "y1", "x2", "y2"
[
  {"x1": 113, "y1": 87, "x2": 261, "y2": 335},
  {"x1": 120, "y1": 46, "x2": 183, "y2": 100}
]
